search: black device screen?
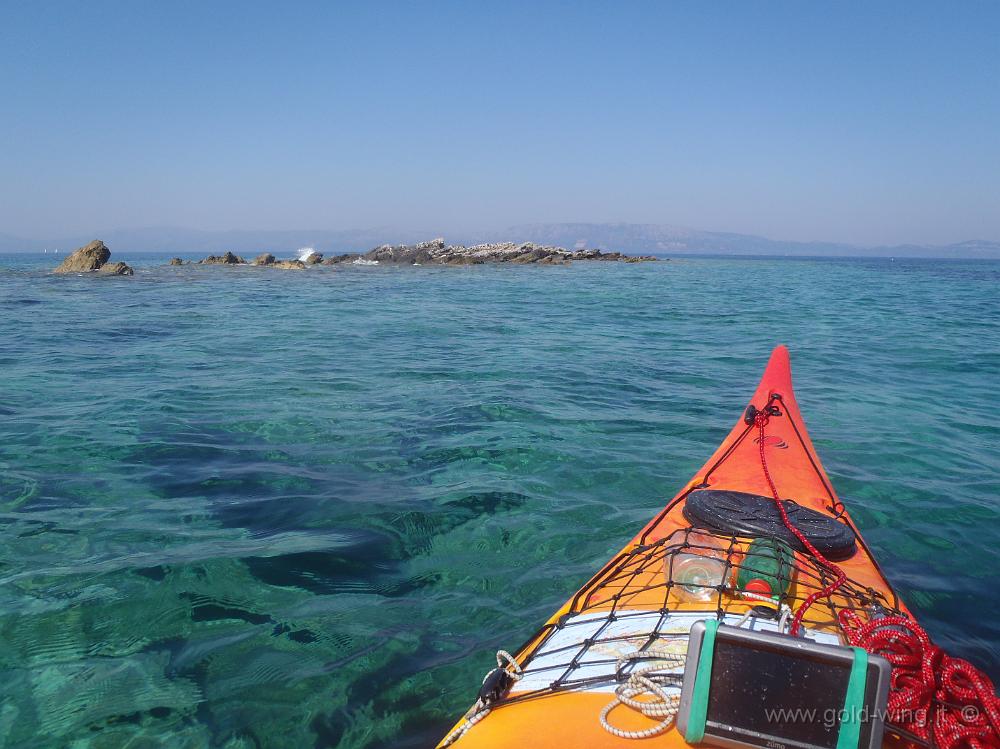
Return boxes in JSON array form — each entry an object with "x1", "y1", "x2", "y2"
[{"x1": 706, "y1": 636, "x2": 853, "y2": 749}]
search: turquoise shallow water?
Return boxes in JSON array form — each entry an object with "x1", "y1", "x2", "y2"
[{"x1": 0, "y1": 253, "x2": 997, "y2": 748}]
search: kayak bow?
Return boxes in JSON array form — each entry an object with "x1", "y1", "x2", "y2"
[{"x1": 438, "y1": 345, "x2": 913, "y2": 748}]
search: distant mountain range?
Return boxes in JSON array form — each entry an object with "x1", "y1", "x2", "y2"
[
  {"x1": 496, "y1": 224, "x2": 1000, "y2": 259},
  {"x1": 2, "y1": 224, "x2": 998, "y2": 259}
]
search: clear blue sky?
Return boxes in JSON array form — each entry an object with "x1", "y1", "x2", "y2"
[{"x1": 1, "y1": 1, "x2": 997, "y2": 245}]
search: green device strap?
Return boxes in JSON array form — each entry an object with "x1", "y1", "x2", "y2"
[
  {"x1": 836, "y1": 647, "x2": 869, "y2": 749},
  {"x1": 684, "y1": 618, "x2": 718, "y2": 744}
]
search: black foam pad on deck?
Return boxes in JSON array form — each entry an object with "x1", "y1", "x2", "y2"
[{"x1": 682, "y1": 489, "x2": 857, "y2": 561}]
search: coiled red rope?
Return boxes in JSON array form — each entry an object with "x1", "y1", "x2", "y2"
[
  {"x1": 839, "y1": 610, "x2": 1000, "y2": 749},
  {"x1": 755, "y1": 402, "x2": 1000, "y2": 749}
]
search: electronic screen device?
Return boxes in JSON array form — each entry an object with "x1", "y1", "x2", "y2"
[{"x1": 676, "y1": 621, "x2": 891, "y2": 749}]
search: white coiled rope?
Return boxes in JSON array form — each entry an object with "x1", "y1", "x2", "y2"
[
  {"x1": 599, "y1": 648, "x2": 686, "y2": 739},
  {"x1": 440, "y1": 650, "x2": 522, "y2": 746}
]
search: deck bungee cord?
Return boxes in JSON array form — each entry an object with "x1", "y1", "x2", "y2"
[
  {"x1": 437, "y1": 347, "x2": 999, "y2": 749},
  {"x1": 748, "y1": 396, "x2": 849, "y2": 635}
]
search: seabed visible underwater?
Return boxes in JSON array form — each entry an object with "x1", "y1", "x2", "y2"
[{"x1": 0, "y1": 253, "x2": 997, "y2": 748}]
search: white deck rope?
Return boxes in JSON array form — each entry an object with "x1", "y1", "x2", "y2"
[{"x1": 599, "y1": 648, "x2": 686, "y2": 739}]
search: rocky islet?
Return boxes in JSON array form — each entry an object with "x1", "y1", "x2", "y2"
[
  {"x1": 51, "y1": 238, "x2": 660, "y2": 276},
  {"x1": 321, "y1": 238, "x2": 658, "y2": 266},
  {"x1": 52, "y1": 240, "x2": 134, "y2": 276}
]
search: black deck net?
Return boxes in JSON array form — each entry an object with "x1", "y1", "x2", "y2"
[
  {"x1": 439, "y1": 528, "x2": 954, "y2": 749},
  {"x1": 455, "y1": 527, "x2": 950, "y2": 747},
  {"x1": 497, "y1": 526, "x2": 903, "y2": 705}
]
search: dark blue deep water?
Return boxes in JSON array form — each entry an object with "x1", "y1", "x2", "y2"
[{"x1": 1, "y1": 253, "x2": 997, "y2": 747}]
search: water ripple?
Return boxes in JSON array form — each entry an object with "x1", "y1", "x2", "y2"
[{"x1": 0, "y1": 253, "x2": 997, "y2": 747}]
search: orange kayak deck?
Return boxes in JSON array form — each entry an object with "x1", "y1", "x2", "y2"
[{"x1": 439, "y1": 346, "x2": 909, "y2": 748}]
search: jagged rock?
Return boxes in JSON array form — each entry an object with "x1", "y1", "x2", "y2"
[
  {"x1": 299, "y1": 251, "x2": 323, "y2": 264},
  {"x1": 335, "y1": 238, "x2": 654, "y2": 267},
  {"x1": 54, "y1": 240, "x2": 111, "y2": 273},
  {"x1": 99, "y1": 261, "x2": 134, "y2": 276},
  {"x1": 253, "y1": 253, "x2": 276, "y2": 266},
  {"x1": 367, "y1": 245, "x2": 410, "y2": 264},
  {"x1": 416, "y1": 238, "x2": 446, "y2": 251},
  {"x1": 571, "y1": 249, "x2": 620, "y2": 260},
  {"x1": 52, "y1": 240, "x2": 136, "y2": 276},
  {"x1": 322, "y1": 253, "x2": 361, "y2": 265},
  {"x1": 465, "y1": 242, "x2": 568, "y2": 262},
  {"x1": 169, "y1": 257, "x2": 184, "y2": 266},
  {"x1": 271, "y1": 260, "x2": 307, "y2": 270},
  {"x1": 200, "y1": 252, "x2": 245, "y2": 265},
  {"x1": 364, "y1": 245, "x2": 430, "y2": 264},
  {"x1": 444, "y1": 255, "x2": 485, "y2": 265},
  {"x1": 509, "y1": 248, "x2": 550, "y2": 263}
]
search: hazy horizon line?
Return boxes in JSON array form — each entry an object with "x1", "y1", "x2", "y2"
[{"x1": 2, "y1": 222, "x2": 997, "y2": 251}]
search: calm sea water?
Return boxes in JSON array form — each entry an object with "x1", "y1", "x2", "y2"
[{"x1": 1, "y1": 253, "x2": 997, "y2": 748}]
